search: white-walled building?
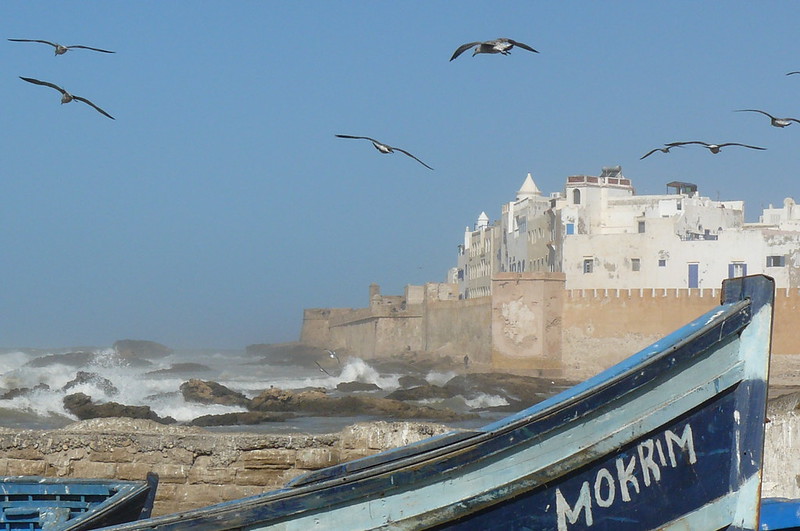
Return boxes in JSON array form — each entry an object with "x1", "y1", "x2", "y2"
[{"x1": 454, "y1": 167, "x2": 800, "y2": 296}]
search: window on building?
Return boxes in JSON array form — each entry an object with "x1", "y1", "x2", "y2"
[
  {"x1": 767, "y1": 256, "x2": 786, "y2": 267},
  {"x1": 728, "y1": 262, "x2": 747, "y2": 278},
  {"x1": 583, "y1": 258, "x2": 593, "y2": 274},
  {"x1": 658, "y1": 259, "x2": 666, "y2": 267},
  {"x1": 631, "y1": 258, "x2": 641, "y2": 271},
  {"x1": 638, "y1": 221, "x2": 646, "y2": 233},
  {"x1": 566, "y1": 223, "x2": 574, "y2": 235},
  {"x1": 573, "y1": 189, "x2": 581, "y2": 205}
]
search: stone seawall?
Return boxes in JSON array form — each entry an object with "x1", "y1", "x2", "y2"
[
  {"x1": 0, "y1": 419, "x2": 451, "y2": 517},
  {"x1": 1, "y1": 413, "x2": 797, "y2": 518}
]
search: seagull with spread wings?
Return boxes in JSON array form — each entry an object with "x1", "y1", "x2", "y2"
[
  {"x1": 335, "y1": 135, "x2": 433, "y2": 170},
  {"x1": 9, "y1": 38, "x2": 115, "y2": 55},
  {"x1": 665, "y1": 141, "x2": 765, "y2": 154},
  {"x1": 735, "y1": 109, "x2": 800, "y2": 128},
  {"x1": 19, "y1": 77, "x2": 114, "y2": 119},
  {"x1": 640, "y1": 144, "x2": 685, "y2": 160},
  {"x1": 450, "y1": 38, "x2": 538, "y2": 61},
  {"x1": 314, "y1": 361, "x2": 332, "y2": 377}
]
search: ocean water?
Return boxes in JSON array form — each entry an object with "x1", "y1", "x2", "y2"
[{"x1": 0, "y1": 347, "x2": 509, "y2": 433}]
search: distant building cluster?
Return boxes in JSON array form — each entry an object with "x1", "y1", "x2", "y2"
[{"x1": 451, "y1": 166, "x2": 800, "y2": 297}]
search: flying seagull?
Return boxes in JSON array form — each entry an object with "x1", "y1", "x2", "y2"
[
  {"x1": 335, "y1": 135, "x2": 433, "y2": 170},
  {"x1": 8, "y1": 38, "x2": 115, "y2": 55},
  {"x1": 325, "y1": 349, "x2": 340, "y2": 364},
  {"x1": 19, "y1": 77, "x2": 114, "y2": 119},
  {"x1": 640, "y1": 144, "x2": 685, "y2": 160},
  {"x1": 314, "y1": 361, "x2": 332, "y2": 377},
  {"x1": 450, "y1": 38, "x2": 538, "y2": 61},
  {"x1": 735, "y1": 109, "x2": 800, "y2": 128},
  {"x1": 666, "y1": 141, "x2": 765, "y2": 154}
]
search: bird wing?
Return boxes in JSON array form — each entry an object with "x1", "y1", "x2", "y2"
[
  {"x1": 665, "y1": 141, "x2": 708, "y2": 147},
  {"x1": 735, "y1": 109, "x2": 773, "y2": 118},
  {"x1": 450, "y1": 42, "x2": 481, "y2": 61},
  {"x1": 8, "y1": 38, "x2": 58, "y2": 48},
  {"x1": 19, "y1": 76, "x2": 66, "y2": 95},
  {"x1": 640, "y1": 148, "x2": 660, "y2": 160},
  {"x1": 393, "y1": 147, "x2": 434, "y2": 170},
  {"x1": 335, "y1": 134, "x2": 381, "y2": 143},
  {"x1": 719, "y1": 143, "x2": 766, "y2": 150},
  {"x1": 314, "y1": 361, "x2": 331, "y2": 376},
  {"x1": 507, "y1": 39, "x2": 539, "y2": 53},
  {"x1": 787, "y1": 72, "x2": 800, "y2": 76},
  {"x1": 72, "y1": 95, "x2": 115, "y2": 120},
  {"x1": 67, "y1": 44, "x2": 116, "y2": 54}
]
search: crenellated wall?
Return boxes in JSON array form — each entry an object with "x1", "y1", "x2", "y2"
[{"x1": 300, "y1": 279, "x2": 800, "y2": 379}]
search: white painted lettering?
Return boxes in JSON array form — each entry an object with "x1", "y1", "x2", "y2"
[
  {"x1": 637, "y1": 439, "x2": 661, "y2": 487},
  {"x1": 554, "y1": 422, "x2": 698, "y2": 530},
  {"x1": 615, "y1": 455, "x2": 640, "y2": 501},
  {"x1": 654, "y1": 438, "x2": 667, "y2": 466},
  {"x1": 666, "y1": 424, "x2": 696, "y2": 467},
  {"x1": 593, "y1": 468, "x2": 615, "y2": 508},
  {"x1": 556, "y1": 482, "x2": 593, "y2": 531}
]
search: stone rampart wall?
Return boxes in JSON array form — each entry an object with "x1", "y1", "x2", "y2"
[
  {"x1": 0, "y1": 419, "x2": 450, "y2": 517},
  {"x1": 423, "y1": 296, "x2": 492, "y2": 363}
]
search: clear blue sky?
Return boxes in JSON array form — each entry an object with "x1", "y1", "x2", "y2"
[{"x1": 2, "y1": 2, "x2": 799, "y2": 349}]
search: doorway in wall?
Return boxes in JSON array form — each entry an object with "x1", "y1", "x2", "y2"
[{"x1": 688, "y1": 263, "x2": 699, "y2": 288}]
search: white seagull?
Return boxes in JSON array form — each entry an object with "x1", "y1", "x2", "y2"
[
  {"x1": 20, "y1": 77, "x2": 114, "y2": 119},
  {"x1": 314, "y1": 361, "x2": 332, "y2": 377},
  {"x1": 325, "y1": 350, "x2": 340, "y2": 364},
  {"x1": 735, "y1": 109, "x2": 800, "y2": 128},
  {"x1": 665, "y1": 141, "x2": 765, "y2": 154},
  {"x1": 450, "y1": 38, "x2": 538, "y2": 61},
  {"x1": 640, "y1": 144, "x2": 685, "y2": 160},
  {"x1": 8, "y1": 38, "x2": 115, "y2": 55},
  {"x1": 335, "y1": 135, "x2": 433, "y2": 170}
]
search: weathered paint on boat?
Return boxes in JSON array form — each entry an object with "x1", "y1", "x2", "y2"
[
  {"x1": 0, "y1": 473, "x2": 157, "y2": 531},
  {"x1": 760, "y1": 498, "x2": 800, "y2": 530},
  {"x1": 98, "y1": 275, "x2": 775, "y2": 530}
]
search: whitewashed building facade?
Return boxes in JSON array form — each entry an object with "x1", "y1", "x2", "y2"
[{"x1": 453, "y1": 166, "x2": 800, "y2": 297}]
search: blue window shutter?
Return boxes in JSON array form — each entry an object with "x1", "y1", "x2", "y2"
[{"x1": 728, "y1": 263, "x2": 734, "y2": 278}]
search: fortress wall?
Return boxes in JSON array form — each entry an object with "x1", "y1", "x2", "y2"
[{"x1": 423, "y1": 296, "x2": 492, "y2": 363}]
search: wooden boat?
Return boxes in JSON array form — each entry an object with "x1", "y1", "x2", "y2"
[
  {"x1": 100, "y1": 275, "x2": 775, "y2": 530},
  {"x1": 1, "y1": 473, "x2": 157, "y2": 530}
]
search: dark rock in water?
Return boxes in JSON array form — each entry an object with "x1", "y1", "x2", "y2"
[
  {"x1": 63, "y1": 371, "x2": 119, "y2": 396},
  {"x1": 249, "y1": 387, "x2": 476, "y2": 422},
  {"x1": 63, "y1": 392, "x2": 176, "y2": 424},
  {"x1": 25, "y1": 351, "x2": 95, "y2": 368},
  {"x1": 398, "y1": 375, "x2": 428, "y2": 389},
  {"x1": 336, "y1": 381, "x2": 381, "y2": 392},
  {"x1": 245, "y1": 342, "x2": 329, "y2": 366},
  {"x1": 180, "y1": 379, "x2": 250, "y2": 408},
  {"x1": 385, "y1": 384, "x2": 453, "y2": 401},
  {"x1": 444, "y1": 373, "x2": 572, "y2": 409},
  {"x1": 189, "y1": 411, "x2": 293, "y2": 427},
  {"x1": 146, "y1": 363, "x2": 213, "y2": 376},
  {"x1": 368, "y1": 352, "x2": 455, "y2": 375},
  {"x1": 1, "y1": 383, "x2": 51, "y2": 400},
  {"x1": 113, "y1": 339, "x2": 173, "y2": 360}
]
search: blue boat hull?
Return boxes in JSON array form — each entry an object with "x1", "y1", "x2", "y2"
[
  {"x1": 1, "y1": 474, "x2": 157, "y2": 531},
  {"x1": 98, "y1": 275, "x2": 775, "y2": 530}
]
